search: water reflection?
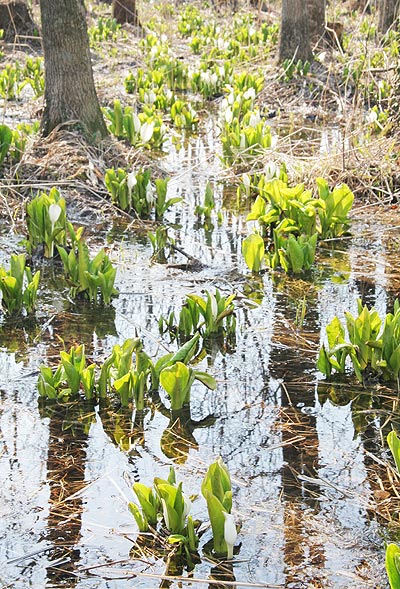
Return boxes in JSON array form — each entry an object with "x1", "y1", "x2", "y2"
[
  {"x1": 2, "y1": 96, "x2": 400, "y2": 589},
  {"x1": 208, "y1": 561, "x2": 236, "y2": 589},
  {"x1": 270, "y1": 286, "x2": 325, "y2": 587},
  {"x1": 318, "y1": 381, "x2": 400, "y2": 527},
  {"x1": 48, "y1": 303, "x2": 118, "y2": 344},
  {"x1": 99, "y1": 402, "x2": 146, "y2": 455},
  {"x1": 39, "y1": 402, "x2": 94, "y2": 587},
  {"x1": 154, "y1": 395, "x2": 216, "y2": 464},
  {"x1": 0, "y1": 316, "x2": 40, "y2": 367}
]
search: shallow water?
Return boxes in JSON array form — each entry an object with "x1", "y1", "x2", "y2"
[{"x1": 1, "y1": 114, "x2": 399, "y2": 589}]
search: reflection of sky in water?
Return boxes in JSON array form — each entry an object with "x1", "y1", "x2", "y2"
[{"x1": 0, "y1": 124, "x2": 393, "y2": 587}]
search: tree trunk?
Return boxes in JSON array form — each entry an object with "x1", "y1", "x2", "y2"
[
  {"x1": 352, "y1": 0, "x2": 371, "y2": 11},
  {"x1": 378, "y1": 0, "x2": 399, "y2": 32},
  {"x1": 112, "y1": 0, "x2": 140, "y2": 25},
  {"x1": 0, "y1": 0, "x2": 36, "y2": 42},
  {"x1": 279, "y1": 0, "x2": 312, "y2": 62},
  {"x1": 39, "y1": 0, "x2": 108, "y2": 142},
  {"x1": 307, "y1": 0, "x2": 325, "y2": 45}
]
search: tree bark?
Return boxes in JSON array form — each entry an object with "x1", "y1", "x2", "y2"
[
  {"x1": 279, "y1": 0, "x2": 312, "y2": 62},
  {"x1": 0, "y1": 0, "x2": 37, "y2": 42},
  {"x1": 307, "y1": 0, "x2": 325, "y2": 45},
  {"x1": 378, "y1": 0, "x2": 399, "y2": 32},
  {"x1": 112, "y1": 0, "x2": 140, "y2": 25},
  {"x1": 39, "y1": 0, "x2": 108, "y2": 142}
]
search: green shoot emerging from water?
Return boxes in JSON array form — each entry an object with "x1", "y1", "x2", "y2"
[
  {"x1": 149, "y1": 225, "x2": 175, "y2": 263},
  {"x1": 105, "y1": 167, "x2": 180, "y2": 218},
  {"x1": 318, "y1": 299, "x2": 400, "y2": 387},
  {"x1": 26, "y1": 187, "x2": 67, "y2": 258},
  {"x1": 129, "y1": 466, "x2": 198, "y2": 558},
  {"x1": 160, "y1": 361, "x2": 216, "y2": 410},
  {"x1": 159, "y1": 289, "x2": 236, "y2": 342},
  {"x1": 386, "y1": 431, "x2": 400, "y2": 589},
  {"x1": 57, "y1": 231, "x2": 118, "y2": 305},
  {"x1": 202, "y1": 458, "x2": 237, "y2": 559},
  {"x1": 0, "y1": 254, "x2": 40, "y2": 316},
  {"x1": 242, "y1": 177, "x2": 354, "y2": 274},
  {"x1": 38, "y1": 344, "x2": 95, "y2": 401}
]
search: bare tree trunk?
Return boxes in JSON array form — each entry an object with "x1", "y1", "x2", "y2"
[
  {"x1": 39, "y1": 0, "x2": 107, "y2": 142},
  {"x1": 378, "y1": 0, "x2": 399, "y2": 32},
  {"x1": 0, "y1": 0, "x2": 36, "y2": 42},
  {"x1": 279, "y1": 0, "x2": 312, "y2": 62},
  {"x1": 352, "y1": 0, "x2": 372, "y2": 11},
  {"x1": 112, "y1": 0, "x2": 140, "y2": 25},
  {"x1": 307, "y1": 0, "x2": 325, "y2": 45}
]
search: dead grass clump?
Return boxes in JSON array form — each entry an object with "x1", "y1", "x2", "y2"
[
  {"x1": 19, "y1": 126, "x2": 146, "y2": 184},
  {"x1": 0, "y1": 126, "x2": 162, "y2": 230}
]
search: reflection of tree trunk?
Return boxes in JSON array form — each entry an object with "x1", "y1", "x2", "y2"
[
  {"x1": 45, "y1": 405, "x2": 89, "y2": 586},
  {"x1": 269, "y1": 292, "x2": 325, "y2": 586},
  {"x1": 0, "y1": 0, "x2": 37, "y2": 42},
  {"x1": 360, "y1": 418, "x2": 400, "y2": 524},
  {"x1": 280, "y1": 401, "x2": 320, "y2": 501},
  {"x1": 280, "y1": 396, "x2": 325, "y2": 587}
]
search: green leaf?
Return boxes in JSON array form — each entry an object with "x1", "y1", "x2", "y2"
[
  {"x1": 98, "y1": 351, "x2": 115, "y2": 397},
  {"x1": 81, "y1": 364, "x2": 95, "y2": 400},
  {"x1": 60, "y1": 352, "x2": 80, "y2": 394},
  {"x1": 114, "y1": 371, "x2": 133, "y2": 407},
  {"x1": 202, "y1": 458, "x2": 232, "y2": 509},
  {"x1": 317, "y1": 346, "x2": 331, "y2": 378},
  {"x1": 169, "y1": 332, "x2": 200, "y2": 365},
  {"x1": 287, "y1": 235, "x2": 304, "y2": 273},
  {"x1": 386, "y1": 543, "x2": 400, "y2": 589},
  {"x1": 194, "y1": 371, "x2": 217, "y2": 390},
  {"x1": 0, "y1": 124, "x2": 12, "y2": 164},
  {"x1": 187, "y1": 294, "x2": 207, "y2": 315},
  {"x1": 160, "y1": 362, "x2": 193, "y2": 410},
  {"x1": 326, "y1": 316, "x2": 345, "y2": 349},
  {"x1": 204, "y1": 491, "x2": 227, "y2": 555},
  {"x1": 388, "y1": 431, "x2": 400, "y2": 474},
  {"x1": 242, "y1": 233, "x2": 265, "y2": 273},
  {"x1": 133, "y1": 483, "x2": 159, "y2": 525},
  {"x1": 128, "y1": 502, "x2": 149, "y2": 532}
]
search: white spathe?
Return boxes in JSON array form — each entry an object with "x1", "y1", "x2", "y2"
[
  {"x1": 127, "y1": 172, "x2": 137, "y2": 195},
  {"x1": 222, "y1": 511, "x2": 237, "y2": 560},
  {"x1": 243, "y1": 87, "x2": 256, "y2": 101},
  {"x1": 248, "y1": 111, "x2": 261, "y2": 128},
  {"x1": 48, "y1": 203, "x2": 62, "y2": 226},
  {"x1": 270, "y1": 134, "x2": 278, "y2": 149},
  {"x1": 145, "y1": 182, "x2": 155, "y2": 205},
  {"x1": 161, "y1": 498, "x2": 170, "y2": 530},
  {"x1": 133, "y1": 113, "x2": 141, "y2": 134},
  {"x1": 140, "y1": 121, "x2": 155, "y2": 143},
  {"x1": 224, "y1": 107, "x2": 233, "y2": 125},
  {"x1": 182, "y1": 493, "x2": 192, "y2": 518}
]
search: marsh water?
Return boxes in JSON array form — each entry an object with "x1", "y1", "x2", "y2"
[{"x1": 1, "y1": 113, "x2": 399, "y2": 589}]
